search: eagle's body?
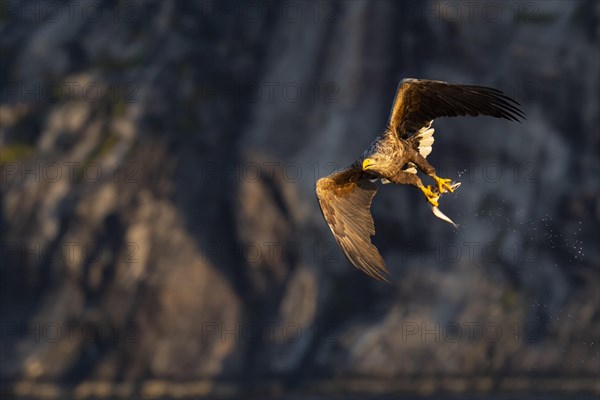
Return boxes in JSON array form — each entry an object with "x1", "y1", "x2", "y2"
[{"x1": 315, "y1": 78, "x2": 524, "y2": 281}]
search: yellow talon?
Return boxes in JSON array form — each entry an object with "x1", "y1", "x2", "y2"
[
  {"x1": 419, "y1": 184, "x2": 439, "y2": 207},
  {"x1": 433, "y1": 175, "x2": 455, "y2": 193}
]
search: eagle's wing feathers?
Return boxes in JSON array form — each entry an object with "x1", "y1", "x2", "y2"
[
  {"x1": 388, "y1": 78, "x2": 525, "y2": 136},
  {"x1": 315, "y1": 167, "x2": 389, "y2": 281}
]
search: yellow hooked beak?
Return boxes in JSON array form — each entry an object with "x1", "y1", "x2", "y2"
[{"x1": 362, "y1": 158, "x2": 375, "y2": 171}]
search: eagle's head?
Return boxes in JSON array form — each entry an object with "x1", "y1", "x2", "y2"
[{"x1": 361, "y1": 155, "x2": 394, "y2": 175}]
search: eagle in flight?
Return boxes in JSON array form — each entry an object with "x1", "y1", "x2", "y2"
[{"x1": 315, "y1": 79, "x2": 524, "y2": 281}]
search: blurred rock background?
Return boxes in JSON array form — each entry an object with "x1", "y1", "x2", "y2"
[{"x1": 0, "y1": 0, "x2": 598, "y2": 398}]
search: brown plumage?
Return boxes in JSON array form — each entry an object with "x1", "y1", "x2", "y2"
[{"x1": 315, "y1": 78, "x2": 524, "y2": 281}]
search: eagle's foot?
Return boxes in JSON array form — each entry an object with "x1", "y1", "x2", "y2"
[
  {"x1": 419, "y1": 184, "x2": 439, "y2": 207},
  {"x1": 433, "y1": 175, "x2": 455, "y2": 193}
]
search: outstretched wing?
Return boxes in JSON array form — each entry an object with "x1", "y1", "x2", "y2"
[
  {"x1": 388, "y1": 78, "x2": 525, "y2": 137},
  {"x1": 315, "y1": 167, "x2": 389, "y2": 281}
]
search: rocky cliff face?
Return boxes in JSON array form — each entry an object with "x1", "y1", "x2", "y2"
[{"x1": 1, "y1": 0, "x2": 598, "y2": 397}]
